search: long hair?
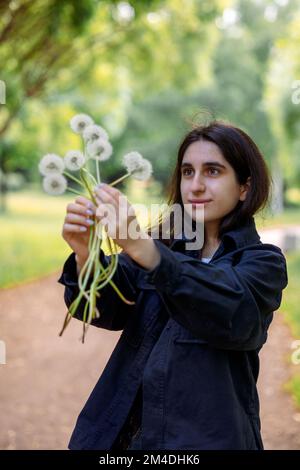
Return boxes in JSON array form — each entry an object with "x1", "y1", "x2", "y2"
[{"x1": 147, "y1": 120, "x2": 271, "y2": 246}]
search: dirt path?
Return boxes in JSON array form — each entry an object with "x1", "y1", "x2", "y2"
[
  {"x1": 258, "y1": 314, "x2": 300, "y2": 450},
  {"x1": 0, "y1": 273, "x2": 121, "y2": 450},
  {"x1": 0, "y1": 272, "x2": 300, "y2": 450}
]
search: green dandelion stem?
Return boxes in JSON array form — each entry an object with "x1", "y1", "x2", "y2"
[{"x1": 110, "y1": 172, "x2": 131, "y2": 187}]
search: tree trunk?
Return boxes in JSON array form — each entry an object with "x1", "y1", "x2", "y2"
[
  {"x1": 270, "y1": 163, "x2": 284, "y2": 214},
  {"x1": 0, "y1": 170, "x2": 7, "y2": 213},
  {"x1": 0, "y1": 147, "x2": 8, "y2": 213}
]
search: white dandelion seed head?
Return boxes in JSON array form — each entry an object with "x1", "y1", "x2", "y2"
[
  {"x1": 38, "y1": 153, "x2": 65, "y2": 176},
  {"x1": 64, "y1": 150, "x2": 85, "y2": 171},
  {"x1": 42, "y1": 174, "x2": 67, "y2": 195},
  {"x1": 122, "y1": 151, "x2": 144, "y2": 173},
  {"x1": 70, "y1": 114, "x2": 94, "y2": 135},
  {"x1": 83, "y1": 124, "x2": 109, "y2": 143},
  {"x1": 131, "y1": 158, "x2": 153, "y2": 181},
  {"x1": 87, "y1": 138, "x2": 113, "y2": 161}
]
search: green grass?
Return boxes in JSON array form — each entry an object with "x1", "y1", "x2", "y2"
[
  {"x1": 0, "y1": 190, "x2": 71, "y2": 288},
  {"x1": 255, "y1": 207, "x2": 300, "y2": 230}
]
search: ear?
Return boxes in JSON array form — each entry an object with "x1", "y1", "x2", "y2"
[{"x1": 239, "y1": 177, "x2": 251, "y2": 202}]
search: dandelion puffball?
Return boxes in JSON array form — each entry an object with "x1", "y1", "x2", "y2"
[
  {"x1": 131, "y1": 158, "x2": 153, "y2": 181},
  {"x1": 70, "y1": 114, "x2": 94, "y2": 135},
  {"x1": 39, "y1": 153, "x2": 65, "y2": 176},
  {"x1": 83, "y1": 124, "x2": 109, "y2": 143},
  {"x1": 87, "y1": 139, "x2": 113, "y2": 161},
  {"x1": 122, "y1": 151, "x2": 144, "y2": 173},
  {"x1": 122, "y1": 151, "x2": 152, "y2": 180},
  {"x1": 43, "y1": 174, "x2": 67, "y2": 195},
  {"x1": 64, "y1": 150, "x2": 85, "y2": 171}
]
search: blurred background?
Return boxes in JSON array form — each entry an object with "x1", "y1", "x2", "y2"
[{"x1": 0, "y1": 0, "x2": 300, "y2": 450}]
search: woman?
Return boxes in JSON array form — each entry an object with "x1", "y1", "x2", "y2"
[{"x1": 58, "y1": 120, "x2": 288, "y2": 450}]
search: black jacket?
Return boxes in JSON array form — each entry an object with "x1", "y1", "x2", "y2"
[{"x1": 58, "y1": 217, "x2": 288, "y2": 450}]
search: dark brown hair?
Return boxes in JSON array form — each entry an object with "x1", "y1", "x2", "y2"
[{"x1": 148, "y1": 119, "x2": 271, "y2": 244}]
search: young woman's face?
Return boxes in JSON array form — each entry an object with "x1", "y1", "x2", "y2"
[{"x1": 180, "y1": 140, "x2": 249, "y2": 226}]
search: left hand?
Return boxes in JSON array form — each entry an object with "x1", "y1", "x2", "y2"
[{"x1": 94, "y1": 183, "x2": 143, "y2": 250}]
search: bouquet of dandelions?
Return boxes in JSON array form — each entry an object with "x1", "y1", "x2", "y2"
[{"x1": 38, "y1": 113, "x2": 152, "y2": 342}]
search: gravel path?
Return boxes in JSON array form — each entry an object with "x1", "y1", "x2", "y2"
[{"x1": 0, "y1": 268, "x2": 299, "y2": 450}]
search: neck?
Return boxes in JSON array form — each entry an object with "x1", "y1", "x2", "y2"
[
  {"x1": 203, "y1": 221, "x2": 220, "y2": 247},
  {"x1": 200, "y1": 221, "x2": 221, "y2": 258}
]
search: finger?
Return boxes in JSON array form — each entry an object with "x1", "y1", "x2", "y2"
[
  {"x1": 65, "y1": 213, "x2": 95, "y2": 227},
  {"x1": 96, "y1": 183, "x2": 120, "y2": 200},
  {"x1": 94, "y1": 183, "x2": 121, "y2": 201},
  {"x1": 66, "y1": 202, "x2": 96, "y2": 217},
  {"x1": 74, "y1": 196, "x2": 96, "y2": 211},
  {"x1": 63, "y1": 223, "x2": 88, "y2": 233},
  {"x1": 94, "y1": 188, "x2": 117, "y2": 205}
]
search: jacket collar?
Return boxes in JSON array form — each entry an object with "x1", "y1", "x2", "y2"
[
  {"x1": 221, "y1": 217, "x2": 261, "y2": 249},
  {"x1": 169, "y1": 217, "x2": 261, "y2": 251}
]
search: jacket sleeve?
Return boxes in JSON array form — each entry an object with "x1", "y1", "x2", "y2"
[
  {"x1": 57, "y1": 250, "x2": 139, "y2": 331},
  {"x1": 143, "y1": 240, "x2": 288, "y2": 350}
]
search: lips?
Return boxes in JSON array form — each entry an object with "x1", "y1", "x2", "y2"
[{"x1": 188, "y1": 199, "x2": 212, "y2": 204}]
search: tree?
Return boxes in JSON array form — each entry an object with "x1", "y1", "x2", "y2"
[
  {"x1": 265, "y1": 3, "x2": 300, "y2": 197},
  {"x1": 0, "y1": 0, "x2": 163, "y2": 211},
  {"x1": 204, "y1": 0, "x2": 298, "y2": 212}
]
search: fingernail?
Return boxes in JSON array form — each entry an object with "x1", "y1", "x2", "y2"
[
  {"x1": 86, "y1": 209, "x2": 94, "y2": 216},
  {"x1": 80, "y1": 226, "x2": 87, "y2": 232},
  {"x1": 86, "y1": 219, "x2": 94, "y2": 225}
]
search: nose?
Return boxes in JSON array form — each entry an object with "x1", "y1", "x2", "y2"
[{"x1": 190, "y1": 172, "x2": 206, "y2": 193}]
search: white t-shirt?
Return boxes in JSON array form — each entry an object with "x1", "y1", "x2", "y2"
[{"x1": 201, "y1": 257, "x2": 211, "y2": 263}]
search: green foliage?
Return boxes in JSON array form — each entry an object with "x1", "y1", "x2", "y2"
[
  {"x1": 1, "y1": 0, "x2": 300, "y2": 204},
  {"x1": 0, "y1": 0, "x2": 221, "y2": 192}
]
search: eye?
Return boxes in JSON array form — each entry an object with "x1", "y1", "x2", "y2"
[
  {"x1": 207, "y1": 167, "x2": 220, "y2": 176},
  {"x1": 182, "y1": 168, "x2": 194, "y2": 177}
]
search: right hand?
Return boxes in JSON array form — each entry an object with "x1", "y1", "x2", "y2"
[{"x1": 62, "y1": 196, "x2": 96, "y2": 270}]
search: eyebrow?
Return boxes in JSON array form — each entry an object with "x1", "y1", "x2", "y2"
[{"x1": 181, "y1": 161, "x2": 227, "y2": 169}]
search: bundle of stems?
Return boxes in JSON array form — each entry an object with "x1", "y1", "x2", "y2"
[{"x1": 59, "y1": 167, "x2": 135, "y2": 343}]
